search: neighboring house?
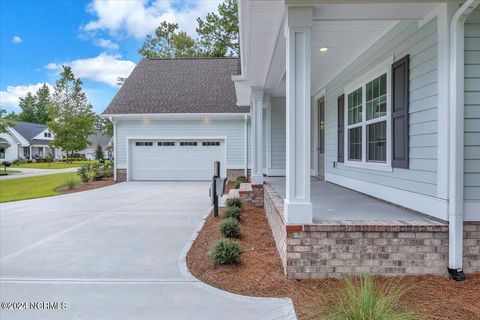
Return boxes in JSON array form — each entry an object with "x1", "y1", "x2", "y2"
[
  {"x1": 80, "y1": 131, "x2": 113, "y2": 160},
  {"x1": 0, "y1": 121, "x2": 59, "y2": 161},
  {"x1": 104, "y1": 0, "x2": 480, "y2": 280},
  {"x1": 103, "y1": 57, "x2": 250, "y2": 181}
]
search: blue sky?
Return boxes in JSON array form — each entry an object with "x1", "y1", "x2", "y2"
[{"x1": 0, "y1": 0, "x2": 221, "y2": 114}]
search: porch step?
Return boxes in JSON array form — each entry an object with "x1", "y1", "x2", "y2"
[{"x1": 239, "y1": 183, "x2": 252, "y2": 194}]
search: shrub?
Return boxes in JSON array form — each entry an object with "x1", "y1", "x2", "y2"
[
  {"x1": 77, "y1": 165, "x2": 91, "y2": 183},
  {"x1": 226, "y1": 197, "x2": 243, "y2": 209},
  {"x1": 219, "y1": 218, "x2": 241, "y2": 238},
  {"x1": 63, "y1": 178, "x2": 78, "y2": 190},
  {"x1": 236, "y1": 175, "x2": 247, "y2": 183},
  {"x1": 223, "y1": 206, "x2": 241, "y2": 220},
  {"x1": 325, "y1": 275, "x2": 418, "y2": 320},
  {"x1": 12, "y1": 159, "x2": 26, "y2": 166},
  {"x1": 208, "y1": 239, "x2": 244, "y2": 265}
]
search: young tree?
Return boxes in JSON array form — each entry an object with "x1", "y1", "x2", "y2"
[
  {"x1": 196, "y1": 0, "x2": 239, "y2": 57},
  {"x1": 138, "y1": 22, "x2": 201, "y2": 58},
  {"x1": 94, "y1": 115, "x2": 113, "y2": 136},
  {"x1": 48, "y1": 66, "x2": 95, "y2": 163},
  {"x1": 95, "y1": 144, "x2": 104, "y2": 160}
]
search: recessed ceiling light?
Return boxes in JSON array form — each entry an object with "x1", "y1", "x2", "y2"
[{"x1": 319, "y1": 47, "x2": 329, "y2": 52}]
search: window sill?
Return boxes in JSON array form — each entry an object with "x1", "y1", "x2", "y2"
[{"x1": 344, "y1": 161, "x2": 393, "y2": 172}]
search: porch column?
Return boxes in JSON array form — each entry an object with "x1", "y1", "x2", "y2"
[
  {"x1": 284, "y1": 6, "x2": 313, "y2": 224},
  {"x1": 250, "y1": 89, "x2": 264, "y2": 185}
]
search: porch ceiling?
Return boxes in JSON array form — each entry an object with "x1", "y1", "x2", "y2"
[{"x1": 243, "y1": 1, "x2": 443, "y2": 94}]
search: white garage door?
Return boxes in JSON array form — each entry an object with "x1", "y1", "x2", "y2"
[{"x1": 129, "y1": 139, "x2": 225, "y2": 180}]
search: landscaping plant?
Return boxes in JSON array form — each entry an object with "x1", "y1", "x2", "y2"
[
  {"x1": 223, "y1": 206, "x2": 241, "y2": 220},
  {"x1": 325, "y1": 274, "x2": 419, "y2": 320},
  {"x1": 208, "y1": 239, "x2": 244, "y2": 265},
  {"x1": 219, "y1": 218, "x2": 241, "y2": 238},
  {"x1": 234, "y1": 175, "x2": 247, "y2": 189},
  {"x1": 63, "y1": 177, "x2": 78, "y2": 190},
  {"x1": 226, "y1": 197, "x2": 242, "y2": 209}
]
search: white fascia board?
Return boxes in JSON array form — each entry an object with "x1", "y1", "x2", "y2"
[
  {"x1": 232, "y1": 77, "x2": 252, "y2": 106},
  {"x1": 7, "y1": 127, "x2": 29, "y2": 146},
  {"x1": 103, "y1": 113, "x2": 250, "y2": 120}
]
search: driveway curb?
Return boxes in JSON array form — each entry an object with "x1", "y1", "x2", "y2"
[{"x1": 177, "y1": 206, "x2": 297, "y2": 320}]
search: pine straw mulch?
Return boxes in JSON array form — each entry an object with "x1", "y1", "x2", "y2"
[
  {"x1": 186, "y1": 202, "x2": 480, "y2": 320},
  {"x1": 57, "y1": 178, "x2": 117, "y2": 194}
]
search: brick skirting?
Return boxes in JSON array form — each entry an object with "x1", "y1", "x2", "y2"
[
  {"x1": 116, "y1": 169, "x2": 127, "y2": 182},
  {"x1": 263, "y1": 184, "x2": 480, "y2": 279}
]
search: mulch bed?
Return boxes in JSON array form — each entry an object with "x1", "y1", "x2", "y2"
[
  {"x1": 57, "y1": 178, "x2": 117, "y2": 194},
  {"x1": 187, "y1": 202, "x2": 480, "y2": 320}
]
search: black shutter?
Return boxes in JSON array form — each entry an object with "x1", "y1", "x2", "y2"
[
  {"x1": 337, "y1": 94, "x2": 345, "y2": 163},
  {"x1": 391, "y1": 55, "x2": 410, "y2": 169}
]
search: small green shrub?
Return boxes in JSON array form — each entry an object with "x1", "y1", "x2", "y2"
[
  {"x1": 227, "y1": 197, "x2": 243, "y2": 209},
  {"x1": 223, "y1": 206, "x2": 241, "y2": 220},
  {"x1": 236, "y1": 175, "x2": 247, "y2": 183},
  {"x1": 63, "y1": 178, "x2": 78, "y2": 190},
  {"x1": 208, "y1": 239, "x2": 244, "y2": 265},
  {"x1": 77, "y1": 165, "x2": 91, "y2": 183},
  {"x1": 325, "y1": 274, "x2": 419, "y2": 320},
  {"x1": 12, "y1": 159, "x2": 26, "y2": 166},
  {"x1": 234, "y1": 181, "x2": 241, "y2": 189},
  {"x1": 219, "y1": 218, "x2": 241, "y2": 238}
]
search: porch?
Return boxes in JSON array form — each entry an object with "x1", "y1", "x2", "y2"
[{"x1": 265, "y1": 177, "x2": 441, "y2": 224}]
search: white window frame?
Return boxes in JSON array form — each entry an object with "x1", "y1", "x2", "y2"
[{"x1": 343, "y1": 56, "x2": 393, "y2": 172}]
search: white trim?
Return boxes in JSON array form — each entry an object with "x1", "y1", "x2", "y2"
[
  {"x1": 313, "y1": 88, "x2": 326, "y2": 177},
  {"x1": 325, "y1": 172, "x2": 448, "y2": 221},
  {"x1": 244, "y1": 115, "x2": 249, "y2": 176},
  {"x1": 7, "y1": 127, "x2": 29, "y2": 146},
  {"x1": 266, "y1": 96, "x2": 272, "y2": 172},
  {"x1": 103, "y1": 113, "x2": 249, "y2": 120},
  {"x1": 125, "y1": 136, "x2": 228, "y2": 181},
  {"x1": 266, "y1": 168, "x2": 286, "y2": 176},
  {"x1": 112, "y1": 118, "x2": 117, "y2": 181},
  {"x1": 343, "y1": 56, "x2": 393, "y2": 172}
]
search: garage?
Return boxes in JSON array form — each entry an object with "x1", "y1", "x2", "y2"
[{"x1": 129, "y1": 139, "x2": 225, "y2": 181}]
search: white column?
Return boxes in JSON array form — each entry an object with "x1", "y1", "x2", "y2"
[
  {"x1": 250, "y1": 89, "x2": 264, "y2": 185},
  {"x1": 284, "y1": 6, "x2": 313, "y2": 224},
  {"x1": 265, "y1": 94, "x2": 272, "y2": 175}
]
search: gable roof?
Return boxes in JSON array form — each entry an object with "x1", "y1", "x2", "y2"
[
  {"x1": 12, "y1": 121, "x2": 48, "y2": 142},
  {"x1": 88, "y1": 131, "x2": 112, "y2": 148},
  {"x1": 102, "y1": 57, "x2": 249, "y2": 115}
]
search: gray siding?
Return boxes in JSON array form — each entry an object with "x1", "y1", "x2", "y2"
[
  {"x1": 325, "y1": 19, "x2": 439, "y2": 197},
  {"x1": 116, "y1": 119, "x2": 248, "y2": 169},
  {"x1": 465, "y1": 8, "x2": 480, "y2": 200},
  {"x1": 271, "y1": 97, "x2": 286, "y2": 169}
]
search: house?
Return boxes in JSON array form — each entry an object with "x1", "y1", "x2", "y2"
[
  {"x1": 104, "y1": 0, "x2": 480, "y2": 280},
  {"x1": 102, "y1": 57, "x2": 250, "y2": 181},
  {"x1": 80, "y1": 131, "x2": 113, "y2": 160},
  {"x1": 0, "y1": 121, "x2": 60, "y2": 161}
]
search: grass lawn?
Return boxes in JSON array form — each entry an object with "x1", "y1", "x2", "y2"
[
  {"x1": 0, "y1": 172, "x2": 81, "y2": 203},
  {"x1": 14, "y1": 160, "x2": 98, "y2": 169}
]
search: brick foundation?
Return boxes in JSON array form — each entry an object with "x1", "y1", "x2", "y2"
[
  {"x1": 227, "y1": 169, "x2": 251, "y2": 181},
  {"x1": 263, "y1": 184, "x2": 480, "y2": 278},
  {"x1": 116, "y1": 169, "x2": 127, "y2": 182}
]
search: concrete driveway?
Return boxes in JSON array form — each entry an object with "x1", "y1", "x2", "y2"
[{"x1": 0, "y1": 182, "x2": 295, "y2": 320}]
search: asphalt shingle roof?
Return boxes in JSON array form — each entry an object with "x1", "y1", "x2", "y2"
[
  {"x1": 102, "y1": 58, "x2": 249, "y2": 115},
  {"x1": 88, "y1": 131, "x2": 112, "y2": 147},
  {"x1": 12, "y1": 121, "x2": 48, "y2": 142}
]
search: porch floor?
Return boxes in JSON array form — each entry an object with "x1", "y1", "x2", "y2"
[{"x1": 265, "y1": 177, "x2": 442, "y2": 223}]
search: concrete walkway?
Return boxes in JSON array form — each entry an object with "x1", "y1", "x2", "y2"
[
  {"x1": 0, "y1": 182, "x2": 295, "y2": 319},
  {"x1": 0, "y1": 167, "x2": 79, "y2": 180}
]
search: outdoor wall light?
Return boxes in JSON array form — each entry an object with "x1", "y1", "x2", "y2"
[{"x1": 319, "y1": 47, "x2": 329, "y2": 52}]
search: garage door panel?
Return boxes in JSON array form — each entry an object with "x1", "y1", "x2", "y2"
[{"x1": 130, "y1": 140, "x2": 224, "y2": 181}]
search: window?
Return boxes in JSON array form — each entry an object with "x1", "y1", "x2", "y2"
[
  {"x1": 158, "y1": 142, "x2": 175, "y2": 146},
  {"x1": 202, "y1": 141, "x2": 220, "y2": 146},
  {"x1": 0, "y1": 147, "x2": 4, "y2": 159},
  {"x1": 44, "y1": 132, "x2": 51, "y2": 138},
  {"x1": 343, "y1": 58, "x2": 392, "y2": 170},
  {"x1": 135, "y1": 141, "x2": 153, "y2": 146},
  {"x1": 180, "y1": 141, "x2": 197, "y2": 146}
]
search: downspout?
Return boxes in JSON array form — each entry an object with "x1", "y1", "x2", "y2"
[
  {"x1": 244, "y1": 114, "x2": 248, "y2": 177},
  {"x1": 448, "y1": 0, "x2": 480, "y2": 281}
]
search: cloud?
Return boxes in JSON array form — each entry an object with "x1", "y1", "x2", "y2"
[
  {"x1": 0, "y1": 83, "x2": 53, "y2": 108},
  {"x1": 12, "y1": 36, "x2": 22, "y2": 44},
  {"x1": 82, "y1": 0, "x2": 221, "y2": 39},
  {"x1": 94, "y1": 38, "x2": 119, "y2": 50},
  {"x1": 45, "y1": 53, "x2": 136, "y2": 87}
]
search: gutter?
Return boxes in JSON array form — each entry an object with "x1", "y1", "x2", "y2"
[{"x1": 448, "y1": 0, "x2": 479, "y2": 281}]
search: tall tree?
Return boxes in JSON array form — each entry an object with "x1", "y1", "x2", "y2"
[
  {"x1": 17, "y1": 84, "x2": 52, "y2": 124},
  {"x1": 48, "y1": 66, "x2": 95, "y2": 162},
  {"x1": 139, "y1": 22, "x2": 200, "y2": 58},
  {"x1": 196, "y1": 0, "x2": 239, "y2": 57},
  {"x1": 0, "y1": 109, "x2": 14, "y2": 133},
  {"x1": 94, "y1": 115, "x2": 113, "y2": 137}
]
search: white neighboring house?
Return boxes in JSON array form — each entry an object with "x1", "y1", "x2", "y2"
[
  {"x1": 0, "y1": 121, "x2": 60, "y2": 162},
  {"x1": 81, "y1": 131, "x2": 113, "y2": 160}
]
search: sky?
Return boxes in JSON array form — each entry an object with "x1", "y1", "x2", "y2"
[{"x1": 0, "y1": 0, "x2": 222, "y2": 114}]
